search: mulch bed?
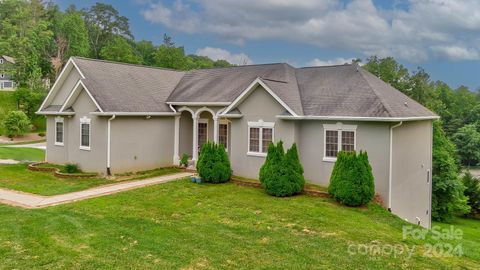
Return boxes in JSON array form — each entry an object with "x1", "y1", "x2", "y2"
[
  {"x1": 28, "y1": 162, "x2": 99, "y2": 179},
  {"x1": 230, "y1": 177, "x2": 330, "y2": 198}
]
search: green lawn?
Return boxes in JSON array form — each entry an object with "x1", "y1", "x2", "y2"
[
  {"x1": 0, "y1": 164, "x2": 181, "y2": 196},
  {"x1": 0, "y1": 180, "x2": 477, "y2": 269},
  {"x1": 0, "y1": 147, "x2": 45, "y2": 161}
]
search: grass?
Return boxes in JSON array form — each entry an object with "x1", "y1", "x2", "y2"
[
  {"x1": 0, "y1": 180, "x2": 477, "y2": 269},
  {"x1": 0, "y1": 147, "x2": 45, "y2": 161},
  {"x1": 0, "y1": 164, "x2": 181, "y2": 196},
  {"x1": 0, "y1": 138, "x2": 46, "y2": 146}
]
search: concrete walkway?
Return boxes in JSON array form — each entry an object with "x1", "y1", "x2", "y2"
[
  {"x1": 2, "y1": 142, "x2": 46, "y2": 150},
  {"x1": 0, "y1": 172, "x2": 192, "y2": 208}
]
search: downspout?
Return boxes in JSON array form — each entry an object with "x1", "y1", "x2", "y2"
[
  {"x1": 169, "y1": 104, "x2": 177, "y2": 113},
  {"x1": 107, "y1": 115, "x2": 116, "y2": 175},
  {"x1": 388, "y1": 121, "x2": 403, "y2": 211}
]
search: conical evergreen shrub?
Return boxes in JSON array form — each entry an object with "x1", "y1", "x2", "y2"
[
  {"x1": 328, "y1": 150, "x2": 375, "y2": 206},
  {"x1": 259, "y1": 141, "x2": 305, "y2": 197},
  {"x1": 196, "y1": 142, "x2": 231, "y2": 183}
]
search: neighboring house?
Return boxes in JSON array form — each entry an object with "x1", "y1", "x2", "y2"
[
  {"x1": 37, "y1": 57, "x2": 438, "y2": 228},
  {"x1": 0, "y1": 55, "x2": 16, "y2": 91}
]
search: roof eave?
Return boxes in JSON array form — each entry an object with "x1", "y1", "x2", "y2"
[
  {"x1": 277, "y1": 115, "x2": 440, "y2": 122},
  {"x1": 90, "y1": 112, "x2": 180, "y2": 116}
]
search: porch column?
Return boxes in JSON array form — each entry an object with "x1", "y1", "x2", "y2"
[
  {"x1": 213, "y1": 117, "x2": 219, "y2": 143},
  {"x1": 173, "y1": 115, "x2": 180, "y2": 165},
  {"x1": 192, "y1": 116, "x2": 199, "y2": 162}
]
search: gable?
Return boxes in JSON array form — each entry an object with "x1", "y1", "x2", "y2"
[
  {"x1": 69, "y1": 87, "x2": 100, "y2": 114},
  {"x1": 222, "y1": 78, "x2": 298, "y2": 117},
  {"x1": 39, "y1": 59, "x2": 84, "y2": 111},
  {"x1": 234, "y1": 85, "x2": 288, "y2": 117}
]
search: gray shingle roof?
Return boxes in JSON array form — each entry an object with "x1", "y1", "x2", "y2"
[
  {"x1": 73, "y1": 57, "x2": 185, "y2": 112},
  {"x1": 42, "y1": 57, "x2": 437, "y2": 119}
]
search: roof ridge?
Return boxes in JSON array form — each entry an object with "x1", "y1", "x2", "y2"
[
  {"x1": 300, "y1": 63, "x2": 354, "y2": 69},
  {"x1": 72, "y1": 57, "x2": 184, "y2": 73},
  {"x1": 357, "y1": 67, "x2": 394, "y2": 117},
  {"x1": 186, "y1": 62, "x2": 293, "y2": 72}
]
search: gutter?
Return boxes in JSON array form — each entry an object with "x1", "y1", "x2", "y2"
[
  {"x1": 388, "y1": 121, "x2": 403, "y2": 211},
  {"x1": 36, "y1": 111, "x2": 75, "y2": 116},
  {"x1": 90, "y1": 112, "x2": 180, "y2": 116},
  {"x1": 107, "y1": 115, "x2": 116, "y2": 175},
  {"x1": 277, "y1": 115, "x2": 439, "y2": 122}
]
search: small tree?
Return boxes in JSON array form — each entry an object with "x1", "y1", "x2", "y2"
[
  {"x1": 328, "y1": 151, "x2": 375, "y2": 206},
  {"x1": 2, "y1": 111, "x2": 31, "y2": 138},
  {"x1": 259, "y1": 141, "x2": 305, "y2": 197},
  {"x1": 462, "y1": 172, "x2": 480, "y2": 218},
  {"x1": 196, "y1": 142, "x2": 231, "y2": 183},
  {"x1": 432, "y1": 121, "x2": 469, "y2": 221}
]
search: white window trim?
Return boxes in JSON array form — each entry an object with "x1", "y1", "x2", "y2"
[
  {"x1": 0, "y1": 59, "x2": 3, "y2": 64},
  {"x1": 54, "y1": 117, "x2": 64, "y2": 146},
  {"x1": 219, "y1": 119, "x2": 229, "y2": 151},
  {"x1": 198, "y1": 118, "x2": 209, "y2": 146},
  {"x1": 247, "y1": 120, "x2": 275, "y2": 157},
  {"x1": 0, "y1": 74, "x2": 4, "y2": 78},
  {"x1": 323, "y1": 123, "x2": 357, "y2": 162},
  {"x1": 79, "y1": 116, "x2": 91, "y2": 151}
]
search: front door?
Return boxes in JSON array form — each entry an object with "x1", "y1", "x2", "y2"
[{"x1": 198, "y1": 120, "x2": 208, "y2": 152}]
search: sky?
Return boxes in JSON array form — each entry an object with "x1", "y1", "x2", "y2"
[{"x1": 54, "y1": 0, "x2": 480, "y2": 90}]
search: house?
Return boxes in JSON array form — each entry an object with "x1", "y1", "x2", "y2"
[
  {"x1": 0, "y1": 55, "x2": 16, "y2": 91},
  {"x1": 37, "y1": 57, "x2": 438, "y2": 228}
]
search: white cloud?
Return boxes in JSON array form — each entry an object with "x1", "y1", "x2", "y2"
[
  {"x1": 307, "y1": 57, "x2": 357, "y2": 66},
  {"x1": 195, "y1": 47, "x2": 253, "y2": 65},
  {"x1": 142, "y1": 0, "x2": 480, "y2": 62}
]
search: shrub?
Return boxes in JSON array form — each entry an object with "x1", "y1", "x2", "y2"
[
  {"x1": 196, "y1": 142, "x2": 231, "y2": 183},
  {"x1": 328, "y1": 151, "x2": 375, "y2": 206},
  {"x1": 180, "y1": 153, "x2": 189, "y2": 168},
  {"x1": 63, "y1": 163, "x2": 80, "y2": 174},
  {"x1": 462, "y1": 172, "x2": 480, "y2": 217},
  {"x1": 2, "y1": 111, "x2": 31, "y2": 138},
  {"x1": 259, "y1": 142, "x2": 305, "y2": 197},
  {"x1": 38, "y1": 132, "x2": 45, "y2": 137}
]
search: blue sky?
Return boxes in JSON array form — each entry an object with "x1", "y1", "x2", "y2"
[{"x1": 55, "y1": 0, "x2": 480, "y2": 90}]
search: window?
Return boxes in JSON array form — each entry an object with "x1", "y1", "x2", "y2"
[
  {"x1": 80, "y1": 117, "x2": 91, "y2": 150},
  {"x1": 198, "y1": 119, "x2": 208, "y2": 151},
  {"x1": 0, "y1": 74, "x2": 4, "y2": 78},
  {"x1": 55, "y1": 117, "x2": 64, "y2": 146},
  {"x1": 3, "y1": 81, "x2": 12, "y2": 88},
  {"x1": 323, "y1": 123, "x2": 357, "y2": 161},
  {"x1": 219, "y1": 122, "x2": 228, "y2": 149},
  {"x1": 0, "y1": 59, "x2": 3, "y2": 64},
  {"x1": 248, "y1": 120, "x2": 274, "y2": 157}
]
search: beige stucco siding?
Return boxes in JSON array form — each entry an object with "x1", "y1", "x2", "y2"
[
  {"x1": 109, "y1": 117, "x2": 175, "y2": 174},
  {"x1": 50, "y1": 67, "x2": 81, "y2": 106},
  {"x1": 229, "y1": 86, "x2": 297, "y2": 179},
  {"x1": 296, "y1": 121, "x2": 391, "y2": 201},
  {"x1": 46, "y1": 89, "x2": 108, "y2": 173},
  {"x1": 391, "y1": 120, "x2": 432, "y2": 228}
]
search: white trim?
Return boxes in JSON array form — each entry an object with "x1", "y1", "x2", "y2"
[
  {"x1": 54, "y1": 117, "x2": 64, "y2": 146},
  {"x1": 322, "y1": 122, "x2": 357, "y2": 162},
  {"x1": 221, "y1": 114, "x2": 243, "y2": 118},
  {"x1": 79, "y1": 116, "x2": 91, "y2": 151},
  {"x1": 0, "y1": 59, "x2": 3, "y2": 64},
  {"x1": 59, "y1": 80, "x2": 82, "y2": 112},
  {"x1": 278, "y1": 115, "x2": 439, "y2": 122},
  {"x1": 173, "y1": 115, "x2": 180, "y2": 165},
  {"x1": 178, "y1": 106, "x2": 195, "y2": 116},
  {"x1": 194, "y1": 107, "x2": 217, "y2": 119},
  {"x1": 388, "y1": 121, "x2": 403, "y2": 210},
  {"x1": 36, "y1": 111, "x2": 75, "y2": 116},
  {"x1": 166, "y1": 101, "x2": 230, "y2": 106},
  {"x1": 38, "y1": 58, "x2": 84, "y2": 112},
  {"x1": 247, "y1": 120, "x2": 275, "y2": 156},
  {"x1": 90, "y1": 112, "x2": 179, "y2": 116},
  {"x1": 222, "y1": 78, "x2": 298, "y2": 117}
]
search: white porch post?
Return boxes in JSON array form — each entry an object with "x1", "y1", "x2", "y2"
[
  {"x1": 213, "y1": 117, "x2": 219, "y2": 143},
  {"x1": 173, "y1": 115, "x2": 180, "y2": 165},
  {"x1": 192, "y1": 116, "x2": 199, "y2": 162}
]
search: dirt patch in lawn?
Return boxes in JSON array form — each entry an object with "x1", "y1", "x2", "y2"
[{"x1": 0, "y1": 133, "x2": 45, "y2": 144}]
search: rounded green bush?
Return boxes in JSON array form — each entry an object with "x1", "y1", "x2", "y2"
[
  {"x1": 2, "y1": 110, "x2": 31, "y2": 138},
  {"x1": 196, "y1": 142, "x2": 231, "y2": 183},
  {"x1": 328, "y1": 151, "x2": 375, "y2": 206},
  {"x1": 259, "y1": 142, "x2": 305, "y2": 197}
]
